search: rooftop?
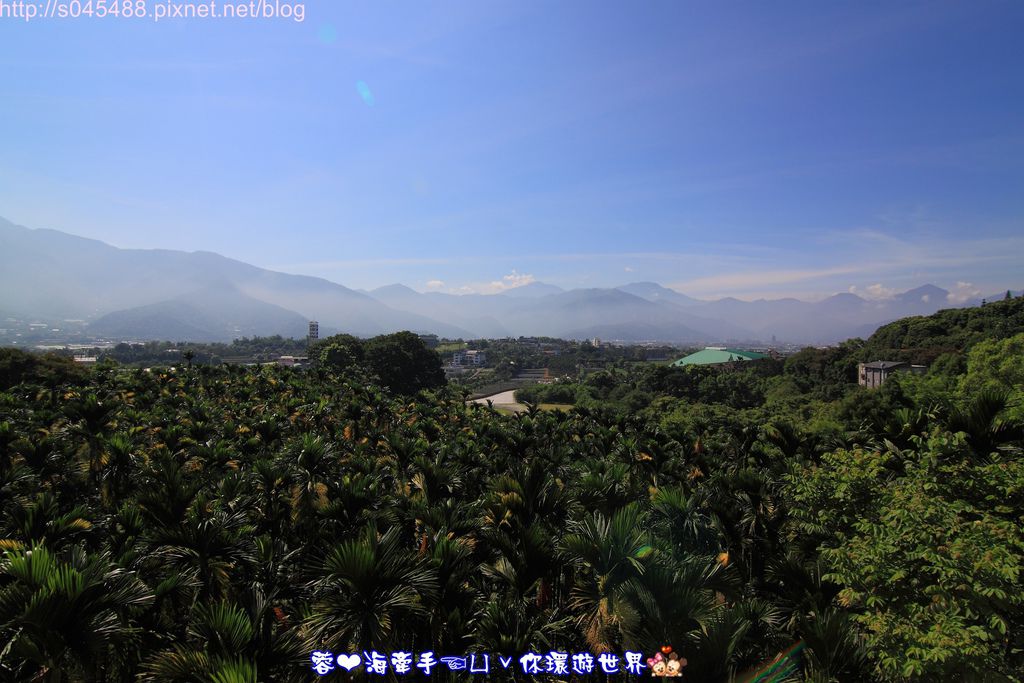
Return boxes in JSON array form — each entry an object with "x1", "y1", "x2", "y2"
[
  {"x1": 861, "y1": 361, "x2": 908, "y2": 370},
  {"x1": 671, "y1": 347, "x2": 767, "y2": 367}
]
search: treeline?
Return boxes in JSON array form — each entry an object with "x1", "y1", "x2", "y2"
[
  {"x1": 518, "y1": 296, "x2": 1024, "y2": 418},
  {"x1": 60, "y1": 336, "x2": 312, "y2": 367},
  {"x1": 0, "y1": 347, "x2": 88, "y2": 389},
  {"x1": 458, "y1": 337, "x2": 679, "y2": 382},
  {"x1": 517, "y1": 359, "x2": 784, "y2": 412}
]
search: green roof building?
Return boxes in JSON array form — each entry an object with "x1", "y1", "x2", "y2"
[{"x1": 671, "y1": 347, "x2": 767, "y2": 367}]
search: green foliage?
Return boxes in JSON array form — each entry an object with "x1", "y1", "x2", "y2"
[
  {"x1": 312, "y1": 333, "x2": 364, "y2": 373},
  {"x1": 363, "y1": 331, "x2": 446, "y2": 395},
  {"x1": 865, "y1": 296, "x2": 1024, "y2": 365},
  {"x1": 305, "y1": 526, "x2": 439, "y2": 651},
  {"x1": 515, "y1": 383, "x2": 577, "y2": 405},
  {"x1": 446, "y1": 337, "x2": 678, "y2": 376},
  {"x1": 0, "y1": 545, "x2": 153, "y2": 681},
  {"x1": 0, "y1": 361, "x2": 826, "y2": 680},
  {"x1": 71, "y1": 336, "x2": 311, "y2": 367},
  {"x1": 959, "y1": 332, "x2": 1024, "y2": 421},
  {"x1": 783, "y1": 340, "x2": 862, "y2": 400},
  {"x1": 516, "y1": 360, "x2": 782, "y2": 417},
  {"x1": 0, "y1": 348, "x2": 88, "y2": 390},
  {"x1": 314, "y1": 330, "x2": 445, "y2": 395},
  {"x1": 789, "y1": 427, "x2": 1024, "y2": 680}
]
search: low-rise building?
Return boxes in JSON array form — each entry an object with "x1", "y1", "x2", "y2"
[
  {"x1": 857, "y1": 360, "x2": 926, "y2": 388},
  {"x1": 444, "y1": 365, "x2": 468, "y2": 378}
]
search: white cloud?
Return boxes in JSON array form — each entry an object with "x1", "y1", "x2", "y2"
[
  {"x1": 425, "y1": 279, "x2": 445, "y2": 290},
  {"x1": 624, "y1": 266, "x2": 634, "y2": 272},
  {"x1": 848, "y1": 283, "x2": 898, "y2": 300},
  {"x1": 454, "y1": 270, "x2": 537, "y2": 295},
  {"x1": 485, "y1": 270, "x2": 535, "y2": 293},
  {"x1": 921, "y1": 294, "x2": 930, "y2": 303},
  {"x1": 866, "y1": 283, "x2": 897, "y2": 299},
  {"x1": 947, "y1": 281, "x2": 981, "y2": 304}
]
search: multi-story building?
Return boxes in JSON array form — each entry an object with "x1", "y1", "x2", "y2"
[{"x1": 452, "y1": 349, "x2": 487, "y2": 366}]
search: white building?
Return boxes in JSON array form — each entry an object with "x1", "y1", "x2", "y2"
[{"x1": 452, "y1": 349, "x2": 487, "y2": 366}]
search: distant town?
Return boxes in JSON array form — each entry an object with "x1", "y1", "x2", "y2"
[{"x1": 3, "y1": 310, "x2": 926, "y2": 398}]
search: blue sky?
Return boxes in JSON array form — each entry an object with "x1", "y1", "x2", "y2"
[{"x1": 1, "y1": 1, "x2": 1022, "y2": 300}]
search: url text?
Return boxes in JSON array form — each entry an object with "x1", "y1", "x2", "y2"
[{"x1": 0, "y1": 0, "x2": 306, "y2": 22}]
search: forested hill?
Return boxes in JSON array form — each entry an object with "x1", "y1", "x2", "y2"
[{"x1": 862, "y1": 294, "x2": 1024, "y2": 364}]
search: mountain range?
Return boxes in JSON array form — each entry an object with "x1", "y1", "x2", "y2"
[{"x1": 0, "y1": 217, "x2": 999, "y2": 344}]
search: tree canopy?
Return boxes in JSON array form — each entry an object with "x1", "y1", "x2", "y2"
[{"x1": 314, "y1": 331, "x2": 445, "y2": 395}]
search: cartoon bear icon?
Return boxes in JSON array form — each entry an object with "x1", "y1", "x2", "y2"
[{"x1": 665, "y1": 652, "x2": 687, "y2": 677}]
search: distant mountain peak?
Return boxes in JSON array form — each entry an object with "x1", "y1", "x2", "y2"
[
  {"x1": 826, "y1": 292, "x2": 867, "y2": 303},
  {"x1": 371, "y1": 283, "x2": 420, "y2": 296},
  {"x1": 897, "y1": 284, "x2": 948, "y2": 303},
  {"x1": 615, "y1": 282, "x2": 701, "y2": 306}
]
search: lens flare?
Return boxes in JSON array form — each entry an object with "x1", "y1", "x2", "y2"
[
  {"x1": 357, "y1": 81, "x2": 375, "y2": 107},
  {"x1": 317, "y1": 24, "x2": 337, "y2": 44}
]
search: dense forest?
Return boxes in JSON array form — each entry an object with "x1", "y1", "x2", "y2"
[{"x1": 0, "y1": 298, "x2": 1022, "y2": 682}]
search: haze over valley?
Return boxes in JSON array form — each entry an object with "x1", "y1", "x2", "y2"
[{"x1": 1, "y1": 216, "x2": 1008, "y2": 346}]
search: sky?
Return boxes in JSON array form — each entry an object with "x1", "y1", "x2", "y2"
[{"x1": 1, "y1": 1, "x2": 1022, "y2": 301}]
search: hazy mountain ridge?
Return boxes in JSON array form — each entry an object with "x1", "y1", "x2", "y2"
[
  {"x1": 0, "y1": 218, "x2": 989, "y2": 344},
  {"x1": 615, "y1": 281, "x2": 703, "y2": 307},
  {"x1": 89, "y1": 284, "x2": 312, "y2": 341},
  {"x1": 0, "y1": 219, "x2": 471, "y2": 341}
]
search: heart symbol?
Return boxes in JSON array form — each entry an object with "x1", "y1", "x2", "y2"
[
  {"x1": 661, "y1": 646, "x2": 672, "y2": 654},
  {"x1": 336, "y1": 654, "x2": 361, "y2": 671}
]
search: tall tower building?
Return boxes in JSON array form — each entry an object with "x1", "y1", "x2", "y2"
[{"x1": 308, "y1": 320, "x2": 319, "y2": 342}]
